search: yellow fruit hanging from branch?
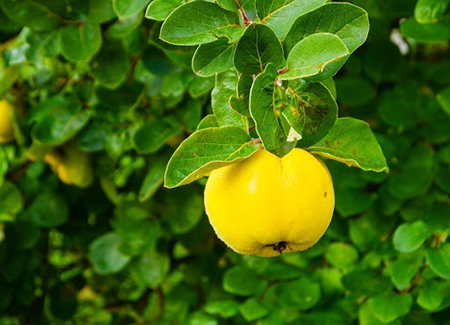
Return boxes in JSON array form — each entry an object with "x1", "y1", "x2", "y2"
[{"x1": 204, "y1": 148, "x2": 334, "y2": 257}]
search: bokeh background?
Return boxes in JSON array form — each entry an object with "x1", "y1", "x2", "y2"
[{"x1": 0, "y1": 0, "x2": 449, "y2": 324}]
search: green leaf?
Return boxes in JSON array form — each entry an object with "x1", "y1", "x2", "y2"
[
  {"x1": 393, "y1": 221, "x2": 431, "y2": 253},
  {"x1": 371, "y1": 292, "x2": 413, "y2": 324},
  {"x1": 279, "y1": 33, "x2": 349, "y2": 81},
  {"x1": 261, "y1": 0, "x2": 327, "y2": 40},
  {"x1": 188, "y1": 311, "x2": 218, "y2": 325},
  {"x1": 0, "y1": 65, "x2": 19, "y2": 95},
  {"x1": 335, "y1": 188, "x2": 376, "y2": 217},
  {"x1": 141, "y1": 46, "x2": 182, "y2": 76},
  {"x1": 284, "y1": 3, "x2": 369, "y2": 56},
  {"x1": 234, "y1": 23, "x2": 283, "y2": 75},
  {"x1": 390, "y1": 254, "x2": 422, "y2": 291},
  {"x1": 111, "y1": 204, "x2": 161, "y2": 256},
  {"x1": 400, "y1": 18, "x2": 450, "y2": 42},
  {"x1": 211, "y1": 70, "x2": 247, "y2": 128},
  {"x1": 138, "y1": 155, "x2": 169, "y2": 202},
  {"x1": 0, "y1": 0, "x2": 64, "y2": 31},
  {"x1": 378, "y1": 84, "x2": 422, "y2": 128},
  {"x1": 438, "y1": 145, "x2": 450, "y2": 163},
  {"x1": 160, "y1": 2, "x2": 243, "y2": 46},
  {"x1": 415, "y1": 0, "x2": 450, "y2": 23},
  {"x1": 197, "y1": 114, "x2": 219, "y2": 130},
  {"x1": 57, "y1": 22, "x2": 102, "y2": 61},
  {"x1": 342, "y1": 270, "x2": 391, "y2": 296},
  {"x1": 426, "y1": 244, "x2": 450, "y2": 280},
  {"x1": 189, "y1": 76, "x2": 215, "y2": 98},
  {"x1": 204, "y1": 300, "x2": 240, "y2": 318},
  {"x1": 88, "y1": 233, "x2": 131, "y2": 275},
  {"x1": 358, "y1": 300, "x2": 399, "y2": 325},
  {"x1": 223, "y1": 265, "x2": 267, "y2": 296},
  {"x1": 192, "y1": 39, "x2": 236, "y2": 77},
  {"x1": 309, "y1": 117, "x2": 389, "y2": 173},
  {"x1": 230, "y1": 74, "x2": 253, "y2": 118},
  {"x1": 30, "y1": 192, "x2": 68, "y2": 228},
  {"x1": 282, "y1": 80, "x2": 338, "y2": 148},
  {"x1": 24, "y1": 30, "x2": 59, "y2": 62},
  {"x1": 162, "y1": 188, "x2": 204, "y2": 234},
  {"x1": 276, "y1": 277, "x2": 322, "y2": 310},
  {"x1": 249, "y1": 63, "x2": 294, "y2": 157},
  {"x1": 217, "y1": 0, "x2": 256, "y2": 11},
  {"x1": 90, "y1": 39, "x2": 130, "y2": 88},
  {"x1": 87, "y1": 0, "x2": 116, "y2": 23},
  {"x1": 107, "y1": 11, "x2": 143, "y2": 38},
  {"x1": 30, "y1": 97, "x2": 90, "y2": 146},
  {"x1": 321, "y1": 77, "x2": 337, "y2": 100},
  {"x1": 316, "y1": 267, "x2": 344, "y2": 297},
  {"x1": 131, "y1": 248, "x2": 169, "y2": 288},
  {"x1": 325, "y1": 242, "x2": 359, "y2": 270},
  {"x1": 145, "y1": 0, "x2": 182, "y2": 21},
  {"x1": 164, "y1": 126, "x2": 257, "y2": 188},
  {"x1": 260, "y1": 263, "x2": 304, "y2": 281},
  {"x1": 124, "y1": 27, "x2": 147, "y2": 54},
  {"x1": 216, "y1": 0, "x2": 239, "y2": 11},
  {"x1": 388, "y1": 145, "x2": 434, "y2": 199},
  {"x1": 239, "y1": 298, "x2": 269, "y2": 322},
  {"x1": 349, "y1": 210, "x2": 394, "y2": 252},
  {"x1": 0, "y1": 182, "x2": 23, "y2": 222},
  {"x1": 113, "y1": 0, "x2": 149, "y2": 17},
  {"x1": 377, "y1": 185, "x2": 403, "y2": 216},
  {"x1": 132, "y1": 118, "x2": 183, "y2": 154},
  {"x1": 417, "y1": 280, "x2": 443, "y2": 310},
  {"x1": 437, "y1": 86, "x2": 450, "y2": 115},
  {"x1": 256, "y1": 0, "x2": 285, "y2": 20},
  {"x1": 96, "y1": 83, "x2": 144, "y2": 111}
]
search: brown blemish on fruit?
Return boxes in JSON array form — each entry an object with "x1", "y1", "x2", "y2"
[{"x1": 324, "y1": 192, "x2": 327, "y2": 198}]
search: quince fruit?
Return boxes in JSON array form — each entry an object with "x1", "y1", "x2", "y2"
[
  {"x1": 0, "y1": 100, "x2": 15, "y2": 144},
  {"x1": 44, "y1": 146, "x2": 93, "y2": 188},
  {"x1": 204, "y1": 148, "x2": 334, "y2": 257}
]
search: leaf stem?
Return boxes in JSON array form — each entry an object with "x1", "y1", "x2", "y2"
[
  {"x1": 234, "y1": 0, "x2": 253, "y2": 26},
  {"x1": 278, "y1": 67, "x2": 288, "y2": 74}
]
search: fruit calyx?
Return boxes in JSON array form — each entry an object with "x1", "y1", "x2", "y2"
[{"x1": 265, "y1": 241, "x2": 291, "y2": 255}]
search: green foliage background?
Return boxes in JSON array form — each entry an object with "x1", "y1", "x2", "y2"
[{"x1": 1, "y1": 0, "x2": 450, "y2": 324}]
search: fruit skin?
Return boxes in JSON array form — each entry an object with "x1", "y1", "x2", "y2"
[
  {"x1": 0, "y1": 100, "x2": 15, "y2": 144},
  {"x1": 44, "y1": 146, "x2": 93, "y2": 188},
  {"x1": 204, "y1": 148, "x2": 334, "y2": 257}
]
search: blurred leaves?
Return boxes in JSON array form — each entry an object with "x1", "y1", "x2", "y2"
[{"x1": 89, "y1": 232, "x2": 131, "y2": 274}]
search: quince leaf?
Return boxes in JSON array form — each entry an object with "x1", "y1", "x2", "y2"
[
  {"x1": 164, "y1": 126, "x2": 257, "y2": 188},
  {"x1": 308, "y1": 117, "x2": 389, "y2": 173},
  {"x1": 160, "y1": 2, "x2": 244, "y2": 46}
]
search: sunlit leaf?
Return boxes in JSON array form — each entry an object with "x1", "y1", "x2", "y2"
[
  {"x1": 309, "y1": 118, "x2": 389, "y2": 173},
  {"x1": 160, "y1": 2, "x2": 244, "y2": 45},
  {"x1": 164, "y1": 126, "x2": 257, "y2": 188}
]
